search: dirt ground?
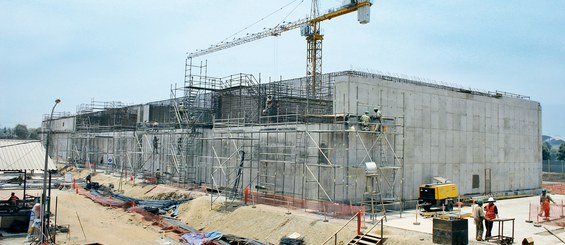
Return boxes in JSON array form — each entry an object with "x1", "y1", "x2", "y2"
[{"x1": 1, "y1": 170, "x2": 452, "y2": 244}]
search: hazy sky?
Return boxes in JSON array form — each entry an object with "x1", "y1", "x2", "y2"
[{"x1": 1, "y1": 1, "x2": 564, "y2": 135}]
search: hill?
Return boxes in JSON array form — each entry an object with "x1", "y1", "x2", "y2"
[{"x1": 543, "y1": 135, "x2": 565, "y2": 148}]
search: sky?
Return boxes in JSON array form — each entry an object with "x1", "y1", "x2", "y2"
[{"x1": 1, "y1": 0, "x2": 564, "y2": 135}]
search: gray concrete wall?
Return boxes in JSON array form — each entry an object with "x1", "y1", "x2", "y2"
[
  {"x1": 46, "y1": 72, "x2": 542, "y2": 205},
  {"x1": 334, "y1": 75, "x2": 542, "y2": 200},
  {"x1": 194, "y1": 123, "x2": 395, "y2": 203}
]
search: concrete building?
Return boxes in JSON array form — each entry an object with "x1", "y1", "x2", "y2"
[{"x1": 45, "y1": 70, "x2": 541, "y2": 215}]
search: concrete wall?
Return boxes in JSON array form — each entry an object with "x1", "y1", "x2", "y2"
[
  {"x1": 192, "y1": 123, "x2": 396, "y2": 203},
  {"x1": 334, "y1": 75, "x2": 542, "y2": 200},
  {"x1": 45, "y1": 72, "x2": 542, "y2": 205}
]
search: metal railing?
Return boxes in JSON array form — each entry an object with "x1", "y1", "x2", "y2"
[
  {"x1": 321, "y1": 211, "x2": 386, "y2": 245},
  {"x1": 350, "y1": 216, "x2": 386, "y2": 245},
  {"x1": 321, "y1": 211, "x2": 362, "y2": 245}
]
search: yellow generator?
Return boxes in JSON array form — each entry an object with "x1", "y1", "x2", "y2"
[{"x1": 418, "y1": 179, "x2": 458, "y2": 212}]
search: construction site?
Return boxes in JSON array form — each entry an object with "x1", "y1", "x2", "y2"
[
  {"x1": 2, "y1": 1, "x2": 559, "y2": 244},
  {"x1": 43, "y1": 0, "x2": 543, "y2": 222},
  {"x1": 45, "y1": 64, "x2": 541, "y2": 214}
]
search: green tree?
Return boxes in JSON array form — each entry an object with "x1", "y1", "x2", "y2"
[
  {"x1": 558, "y1": 143, "x2": 565, "y2": 161},
  {"x1": 1, "y1": 127, "x2": 13, "y2": 139},
  {"x1": 543, "y1": 141, "x2": 552, "y2": 160},
  {"x1": 29, "y1": 128, "x2": 40, "y2": 140},
  {"x1": 14, "y1": 124, "x2": 29, "y2": 139}
]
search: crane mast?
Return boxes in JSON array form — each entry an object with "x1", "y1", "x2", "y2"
[
  {"x1": 187, "y1": 0, "x2": 371, "y2": 97},
  {"x1": 306, "y1": 0, "x2": 322, "y2": 97}
]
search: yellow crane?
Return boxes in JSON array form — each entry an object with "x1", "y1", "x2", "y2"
[{"x1": 187, "y1": 0, "x2": 372, "y2": 97}]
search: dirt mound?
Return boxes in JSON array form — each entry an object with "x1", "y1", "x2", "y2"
[{"x1": 176, "y1": 196, "x2": 359, "y2": 244}]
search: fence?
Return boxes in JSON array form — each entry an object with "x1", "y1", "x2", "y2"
[
  {"x1": 527, "y1": 201, "x2": 565, "y2": 227},
  {"x1": 250, "y1": 191, "x2": 365, "y2": 219},
  {"x1": 543, "y1": 160, "x2": 565, "y2": 173}
]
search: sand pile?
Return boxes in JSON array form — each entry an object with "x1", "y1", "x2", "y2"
[{"x1": 176, "y1": 196, "x2": 359, "y2": 244}]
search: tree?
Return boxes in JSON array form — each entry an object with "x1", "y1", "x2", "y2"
[
  {"x1": 14, "y1": 124, "x2": 29, "y2": 139},
  {"x1": 543, "y1": 141, "x2": 552, "y2": 160},
  {"x1": 558, "y1": 143, "x2": 565, "y2": 161},
  {"x1": 29, "y1": 128, "x2": 40, "y2": 140},
  {"x1": 1, "y1": 127, "x2": 13, "y2": 139}
]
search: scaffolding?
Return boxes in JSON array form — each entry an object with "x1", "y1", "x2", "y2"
[
  {"x1": 47, "y1": 70, "x2": 411, "y2": 219},
  {"x1": 195, "y1": 112, "x2": 404, "y2": 219}
]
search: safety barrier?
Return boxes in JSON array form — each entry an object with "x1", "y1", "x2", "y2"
[
  {"x1": 251, "y1": 191, "x2": 365, "y2": 219},
  {"x1": 527, "y1": 201, "x2": 565, "y2": 227}
]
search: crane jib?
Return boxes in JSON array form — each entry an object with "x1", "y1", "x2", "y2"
[{"x1": 187, "y1": 0, "x2": 371, "y2": 59}]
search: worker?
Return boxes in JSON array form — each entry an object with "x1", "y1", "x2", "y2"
[
  {"x1": 85, "y1": 173, "x2": 92, "y2": 184},
  {"x1": 177, "y1": 137, "x2": 183, "y2": 153},
  {"x1": 373, "y1": 107, "x2": 382, "y2": 132},
  {"x1": 540, "y1": 189, "x2": 556, "y2": 220},
  {"x1": 155, "y1": 169, "x2": 161, "y2": 184},
  {"x1": 360, "y1": 111, "x2": 370, "y2": 131},
  {"x1": 472, "y1": 199, "x2": 485, "y2": 241},
  {"x1": 265, "y1": 95, "x2": 273, "y2": 110},
  {"x1": 17, "y1": 174, "x2": 23, "y2": 186},
  {"x1": 26, "y1": 197, "x2": 41, "y2": 242},
  {"x1": 8, "y1": 192, "x2": 19, "y2": 205},
  {"x1": 189, "y1": 113, "x2": 197, "y2": 133},
  {"x1": 484, "y1": 197, "x2": 498, "y2": 240},
  {"x1": 152, "y1": 136, "x2": 159, "y2": 154},
  {"x1": 263, "y1": 95, "x2": 275, "y2": 117}
]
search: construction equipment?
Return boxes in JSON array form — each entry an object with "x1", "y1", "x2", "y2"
[
  {"x1": 187, "y1": 0, "x2": 372, "y2": 97},
  {"x1": 418, "y1": 177, "x2": 458, "y2": 212}
]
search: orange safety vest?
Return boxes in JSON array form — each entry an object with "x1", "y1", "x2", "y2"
[{"x1": 485, "y1": 204, "x2": 496, "y2": 220}]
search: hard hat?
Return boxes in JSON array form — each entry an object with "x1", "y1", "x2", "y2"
[
  {"x1": 477, "y1": 199, "x2": 483, "y2": 205},
  {"x1": 487, "y1": 197, "x2": 495, "y2": 202},
  {"x1": 542, "y1": 188, "x2": 547, "y2": 192},
  {"x1": 365, "y1": 111, "x2": 369, "y2": 114}
]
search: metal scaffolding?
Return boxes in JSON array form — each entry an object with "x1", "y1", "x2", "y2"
[{"x1": 47, "y1": 70, "x2": 409, "y2": 219}]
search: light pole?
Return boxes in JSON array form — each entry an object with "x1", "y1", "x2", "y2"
[{"x1": 40, "y1": 98, "x2": 60, "y2": 243}]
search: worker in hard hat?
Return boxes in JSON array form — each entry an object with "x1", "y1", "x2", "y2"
[
  {"x1": 373, "y1": 107, "x2": 382, "y2": 132},
  {"x1": 472, "y1": 199, "x2": 485, "y2": 241},
  {"x1": 540, "y1": 189, "x2": 556, "y2": 220},
  {"x1": 360, "y1": 111, "x2": 370, "y2": 131},
  {"x1": 484, "y1": 197, "x2": 498, "y2": 240}
]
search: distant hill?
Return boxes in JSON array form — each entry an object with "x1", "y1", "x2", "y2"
[{"x1": 543, "y1": 135, "x2": 565, "y2": 148}]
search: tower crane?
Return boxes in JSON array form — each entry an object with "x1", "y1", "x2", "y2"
[{"x1": 187, "y1": 0, "x2": 372, "y2": 97}]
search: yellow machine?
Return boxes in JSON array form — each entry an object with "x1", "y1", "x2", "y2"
[{"x1": 418, "y1": 178, "x2": 458, "y2": 212}]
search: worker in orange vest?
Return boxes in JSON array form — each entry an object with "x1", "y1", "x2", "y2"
[
  {"x1": 484, "y1": 197, "x2": 498, "y2": 240},
  {"x1": 539, "y1": 189, "x2": 556, "y2": 220}
]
